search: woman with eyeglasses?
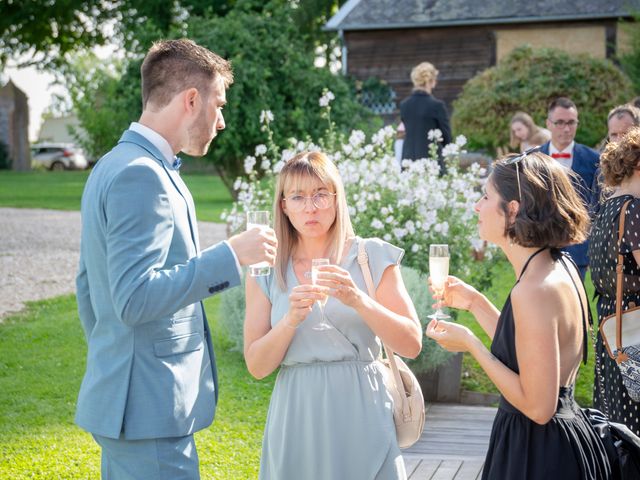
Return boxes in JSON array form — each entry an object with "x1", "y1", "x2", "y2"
[
  {"x1": 244, "y1": 151, "x2": 422, "y2": 479},
  {"x1": 425, "y1": 151, "x2": 611, "y2": 479},
  {"x1": 588, "y1": 127, "x2": 640, "y2": 436}
]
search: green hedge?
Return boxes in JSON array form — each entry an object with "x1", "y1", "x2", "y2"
[{"x1": 452, "y1": 45, "x2": 633, "y2": 152}]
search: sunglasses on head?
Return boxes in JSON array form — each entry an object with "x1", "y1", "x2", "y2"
[{"x1": 503, "y1": 146, "x2": 542, "y2": 202}]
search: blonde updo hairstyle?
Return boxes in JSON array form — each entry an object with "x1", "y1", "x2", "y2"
[
  {"x1": 600, "y1": 126, "x2": 640, "y2": 187},
  {"x1": 411, "y1": 62, "x2": 439, "y2": 90},
  {"x1": 273, "y1": 151, "x2": 354, "y2": 290}
]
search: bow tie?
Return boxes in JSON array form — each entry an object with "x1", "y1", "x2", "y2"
[
  {"x1": 551, "y1": 152, "x2": 571, "y2": 159},
  {"x1": 172, "y1": 156, "x2": 182, "y2": 170}
]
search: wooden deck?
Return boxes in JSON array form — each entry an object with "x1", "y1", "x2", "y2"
[{"x1": 403, "y1": 403, "x2": 497, "y2": 480}]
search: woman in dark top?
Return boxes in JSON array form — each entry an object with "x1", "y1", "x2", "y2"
[
  {"x1": 589, "y1": 126, "x2": 640, "y2": 436},
  {"x1": 400, "y1": 62, "x2": 451, "y2": 166},
  {"x1": 426, "y1": 151, "x2": 611, "y2": 479}
]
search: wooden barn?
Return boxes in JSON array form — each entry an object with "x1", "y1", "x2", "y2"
[{"x1": 326, "y1": 0, "x2": 640, "y2": 115}]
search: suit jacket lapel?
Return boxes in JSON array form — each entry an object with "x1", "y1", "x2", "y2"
[{"x1": 118, "y1": 130, "x2": 200, "y2": 253}]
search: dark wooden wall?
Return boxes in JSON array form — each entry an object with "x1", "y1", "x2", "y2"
[{"x1": 344, "y1": 26, "x2": 496, "y2": 117}]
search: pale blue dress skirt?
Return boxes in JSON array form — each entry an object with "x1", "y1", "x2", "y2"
[{"x1": 256, "y1": 237, "x2": 407, "y2": 480}]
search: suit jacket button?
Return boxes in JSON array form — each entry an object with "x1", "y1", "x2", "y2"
[
  {"x1": 208, "y1": 286, "x2": 216, "y2": 294},
  {"x1": 223, "y1": 281, "x2": 229, "y2": 288}
]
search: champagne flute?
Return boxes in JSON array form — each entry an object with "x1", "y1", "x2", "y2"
[
  {"x1": 428, "y1": 244, "x2": 451, "y2": 320},
  {"x1": 246, "y1": 211, "x2": 271, "y2": 277},
  {"x1": 311, "y1": 258, "x2": 331, "y2": 330}
]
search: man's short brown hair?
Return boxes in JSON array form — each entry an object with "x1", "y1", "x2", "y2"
[
  {"x1": 548, "y1": 97, "x2": 577, "y2": 116},
  {"x1": 141, "y1": 39, "x2": 233, "y2": 109}
]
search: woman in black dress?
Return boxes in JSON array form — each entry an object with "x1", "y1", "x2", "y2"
[
  {"x1": 589, "y1": 127, "x2": 640, "y2": 436},
  {"x1": 426, "y1": 150, "x2": 611, "y2": 479}
]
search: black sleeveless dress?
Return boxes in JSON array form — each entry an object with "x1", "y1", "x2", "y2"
[{"x1": 481, "y1": 249, "x2": 612, "y2": 479}]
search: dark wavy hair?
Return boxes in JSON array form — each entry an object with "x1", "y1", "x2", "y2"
[
  {"x1": 491, "y1": 151, "x2": 589, "y2": 248},
  {"x1": 600, "y1": 126, "x2": 640, "y2": 187}
]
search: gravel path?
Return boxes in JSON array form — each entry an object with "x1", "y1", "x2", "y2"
[{"x1": 0, "y1": 208, "x2": 228, "y2": 320}]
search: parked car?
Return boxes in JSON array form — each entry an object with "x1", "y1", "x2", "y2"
[{"x1": 31, "y1": 143, "x2": 88, "y2": 170}]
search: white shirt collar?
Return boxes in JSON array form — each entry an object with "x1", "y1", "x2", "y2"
[
  {"x1": 549, "y1": 141, "x2": 574, "y2": 169},
  {"x1": 129, "y1": 122, "x2": 175, "y2": 166},
  {"x1": 548, "y1": 140, "x2": 574, "y2": 156}
]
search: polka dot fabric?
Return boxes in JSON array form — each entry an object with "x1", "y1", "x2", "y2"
[{"x1": 589, "y1": 195, "x2": 640, "y2": 435}]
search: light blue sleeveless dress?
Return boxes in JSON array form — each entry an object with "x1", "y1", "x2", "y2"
[{"x1": 255, "y1": 237, "x2": 407, "y2": 480}]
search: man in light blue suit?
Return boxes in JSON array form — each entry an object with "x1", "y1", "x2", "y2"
[
  {"x1": 75, "y1": 39, "x2": 277, "y2": 479},
  {"x1": 540, "y1": 97, "x2": 600, "y2": 279}
]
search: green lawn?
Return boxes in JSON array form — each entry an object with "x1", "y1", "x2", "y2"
[
  {"x1": 0, "y1": 295, "x2": 274, "y2": 479},
  {"x1": 456, "y1": 258, "x2": 597, "y2": 406},
  {"x1": 0, "y1": 171, "x2": 233, "y2": 222}
]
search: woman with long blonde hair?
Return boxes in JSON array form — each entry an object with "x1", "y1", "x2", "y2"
[{"x1": 244, "y1": 151, "x2": 422, "y2": 479}]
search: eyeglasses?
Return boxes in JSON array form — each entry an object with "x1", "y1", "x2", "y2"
[
  {"x1": 549, "y1": 119, "x2": 579, "y2": 128},
  {"x1": 503, "y1": 146, "x2": 542, "y2": 202},
  {"x1": 284, "y1": 192, "x2": 336, "y2": 212}
]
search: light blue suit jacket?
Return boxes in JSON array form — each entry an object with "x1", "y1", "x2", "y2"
[{"x1": 75, "y1": 129, "x2": 241, "y2": 440}]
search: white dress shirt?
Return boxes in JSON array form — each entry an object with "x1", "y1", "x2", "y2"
[{"x1": 548, "y1": 141, "x2": 574, "y2": 170}]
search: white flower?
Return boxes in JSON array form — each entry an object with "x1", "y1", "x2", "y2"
[
  {"x1": 411, "y1": 244, "x2": 420, "y2": 253},
  {"x1": 255, "y1": 144, "x2": 267, "y2": 156},
  {"x1": 260, "y1": 159, "x2": 271, "y2": 171},
  {"x1": 233, "y1": 178, "x2": 242, "y2": 191},
  {"x1": 383, "y1": 233, "x2": 392, "y2": 242},
  {"x1": 455, "y1": 135, "x2": 467, "y2": 147},
  {"x1": 244, "y1": 156, "x2": 257, "y2": 174},
  {"x1": 349, "y1": 130, "x2": 366, "y2": 147},
  {"x1": 427, "y1": 129, "x2": 443, "y2": 143},
  {"x1": 319, "y1": 90, "x2": 335, "y2": 107},
  {"x1": 442, "y1": 143, "x2": 460, "y2": 157},
  {"x1": 393, "y1": 228, "x2": 407, "y2": 239},
  {"x1": 385, "y1": 215, "x2": 394, "y2": 223},
  {"x1": 381, "y1": 207, "x2": 389, "y2": 215},
  {"x1": 371, "y1": 219, "x2": 384, "y2": 230},
  {"x1": 260, "y1": 110, "x2": 274, "y2": 124},
  {"x1": 273, "y1": 160, "x2": 285, "y2": 173}
]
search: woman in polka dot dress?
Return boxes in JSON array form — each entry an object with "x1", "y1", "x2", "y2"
[{"x1": 589, "y1": 127, "x2": 640, "y2": 436}]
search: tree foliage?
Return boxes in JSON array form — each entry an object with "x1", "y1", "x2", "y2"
[
  {"x1": 619, "y1": 18, "x2": 640, "y2": 95},
  {"x1": 63, "y1": 1, "x2": 375, "y2": 189},
  {"x1": 0, "y1": 0, "x2": 220, "y2": 67},
  {"x1": 186, "y1": 3, "x2": 373, "y2": 188},
  {"x1": 451, "y1": 46, "x2": 633, "y2": 152}
]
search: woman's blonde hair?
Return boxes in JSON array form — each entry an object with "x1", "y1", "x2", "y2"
[
  {"x1": 509, "y1": 112, "x2": 544, "y2": 149},
  {"x1": 411, "y1": 62, "x2": 438, "y2": 90},
  {"x1": 273, "y1": 151, "x2": 354, "y2": 290}
]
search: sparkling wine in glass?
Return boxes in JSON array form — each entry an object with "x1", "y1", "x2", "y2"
[
  {"x1": 311, "y1": 258, "x2": 331, "y2": 330},
  {"x1": 246, "y1": 211, "x2": 271, "y2": 276},
  {"x1": 428, "y1": 244, "x2": 451, "y2": 320}
]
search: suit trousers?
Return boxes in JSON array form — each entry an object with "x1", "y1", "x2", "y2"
[{"x1": 93, "y1": 433, "x2": 200, "y2": 480}]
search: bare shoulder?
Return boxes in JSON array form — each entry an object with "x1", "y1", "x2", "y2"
[{"x1": 511, "y1": 274, "x2": 566, "y2": 325}]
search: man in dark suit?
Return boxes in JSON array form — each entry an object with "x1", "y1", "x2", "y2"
[
  {"x1": 400, "y1": 61, "x2": 452, "y2": 168},
  {"x1": 540, "y1": 97, "x2": 599, "y2": 279}
]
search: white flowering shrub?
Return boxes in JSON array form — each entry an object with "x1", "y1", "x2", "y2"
[
  {"x1": 221, "y1": 96, "x2": 500, "y2": 374},
  {"x1": 223, "y1": 106, "x2": 494, "y2": 284}
]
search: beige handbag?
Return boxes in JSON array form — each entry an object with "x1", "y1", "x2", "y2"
[
  {"x1": 599, "y1": 199, "x2": 640, "y2": 401},
  {"x1": 357, "y1": 240, "x2": 426, "y2": 449}
]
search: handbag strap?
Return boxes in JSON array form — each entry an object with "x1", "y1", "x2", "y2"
[
  {"x1": 357, "y1": 239, "x2": 412, "y2": 420},
  {"x1": 614, "y1": 199, "x2": 633, "y2": 362}
]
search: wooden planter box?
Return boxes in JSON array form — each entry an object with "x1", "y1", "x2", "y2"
[{"x1": 417, "y1": 352, "x2": 463, "y2": 402}]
